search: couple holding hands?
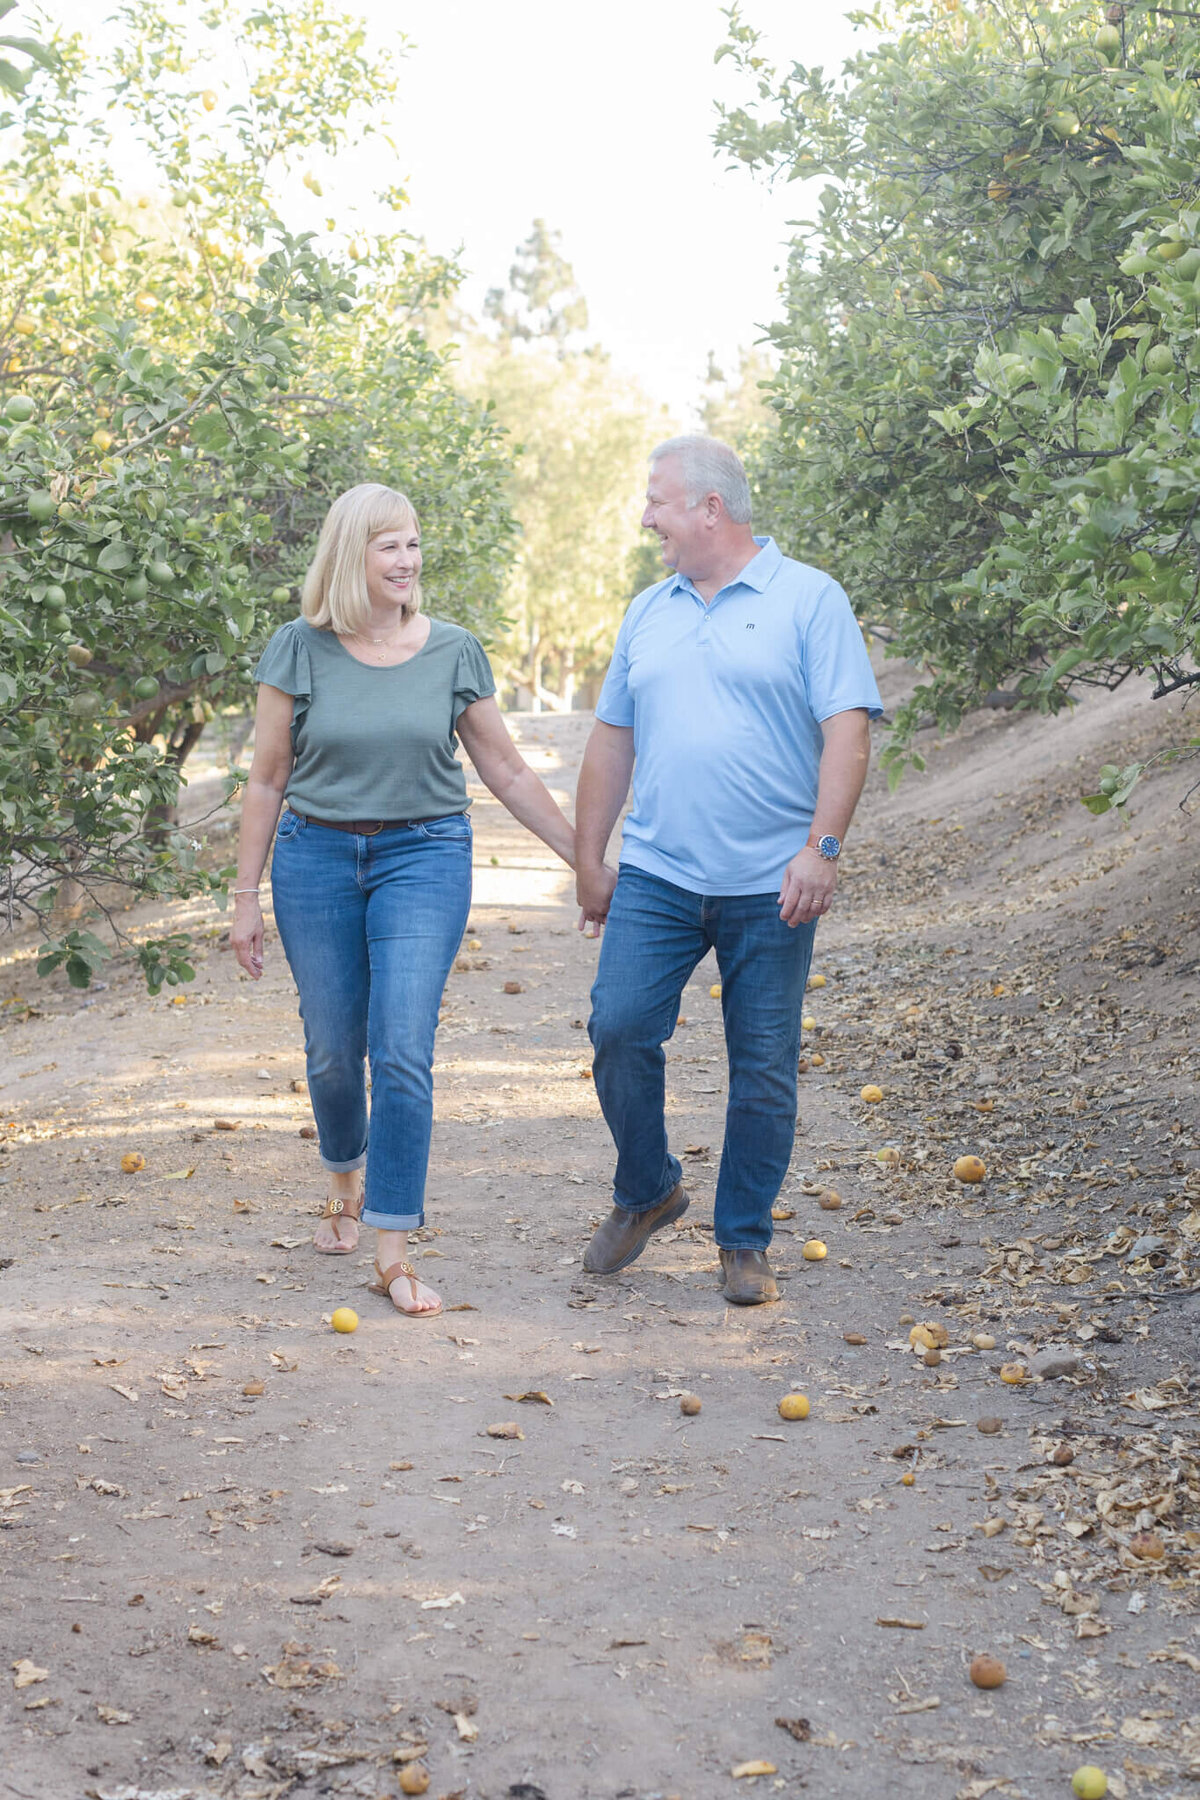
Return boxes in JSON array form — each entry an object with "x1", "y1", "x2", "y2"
[{"x1": 231, "y1": 435, "x2": 881, "y2": 1317}]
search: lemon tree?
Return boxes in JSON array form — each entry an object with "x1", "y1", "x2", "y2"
[
  {"x1": 0, "y1": 0, "x2": 513, "y2": 990},
  {"x1": 717, "y1": 0, "x2": 1199, "y2": 807}
]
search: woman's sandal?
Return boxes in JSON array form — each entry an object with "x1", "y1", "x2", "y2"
[
  {"x1": 314, "y1": 1189, "x2": 362, "y2": 1255},
  {"x1": 369, "y1": 1259, "x2": 443, "y2": 1318}
]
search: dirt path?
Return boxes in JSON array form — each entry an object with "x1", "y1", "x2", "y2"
[{"x1": 1, "y1": 686, "x2": 1197, "y2": 1800}]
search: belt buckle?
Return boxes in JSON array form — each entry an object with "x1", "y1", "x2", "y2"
[{"x1": 362, "y1": 821, "x2": 384, "y2": 836}]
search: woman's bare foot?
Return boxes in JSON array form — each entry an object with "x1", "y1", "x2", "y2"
[
  {"x1": 373, "y1": 1229, "x2": 442, "y2": 1315},
  {"x1": 313, "y1": 1171, "x2": 362, "y2": 1254}
]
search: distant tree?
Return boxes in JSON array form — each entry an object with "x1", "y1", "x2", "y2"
[
  {"x1": 467, "y1": 223, "x2": 667, "y2": 710},
  {"x1": 483, "y1": 218, "x2": 589, "y2": 357}
]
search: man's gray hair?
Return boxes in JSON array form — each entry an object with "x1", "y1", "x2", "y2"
[{"x1": 649, "y1": 434, "x2": 752, "y2": 525}]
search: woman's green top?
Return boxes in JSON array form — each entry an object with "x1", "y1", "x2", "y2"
[{"x1": 254, "y1": 616, "x2": 496, "y2": 822}]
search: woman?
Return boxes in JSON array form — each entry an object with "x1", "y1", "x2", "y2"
[{"x1": 230, "y1": 482, "x2": 574, "y2": 1316}]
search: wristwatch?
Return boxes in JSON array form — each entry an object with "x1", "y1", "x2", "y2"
[{"x1": 814, "y1": 834, "x2": 841, "y2": 861}]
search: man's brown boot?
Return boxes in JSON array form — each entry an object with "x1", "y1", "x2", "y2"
[
  {"x1": 719, "y1": 1247, "x2": 779, "y2": 1305},
  {"x1": 582, "y1": 1182, "x2": 689, "y2": 1275}
]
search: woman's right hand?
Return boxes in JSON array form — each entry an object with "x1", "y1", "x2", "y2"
[{"x1": 231, "y1": 894, "x2": 265, "y2": 979}]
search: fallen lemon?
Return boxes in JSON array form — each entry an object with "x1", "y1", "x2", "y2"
[
  {"x1": 909, "y1": 1321, "x2": 948, "y2": 1350},
  {"x1": 899, "y1": 1471, "x2": 915, "y2": 1486},
  {"x1": 331, "y1": 1308, "x2": 358, "y2": 1334},
  {"x1": 1000, "y1": 1362, "x2": 1027, "y2": 1385},
  {"x1": 710, "y1": 983, "x2": 722, "y2": 999},
  {"x1": 972, "y1": 1333, "x2": 996, "y2": 1351},
  {"x1": 1071, "y1": 1768, "x2": 1107, "y2": 1800},
  {"x1": 876, "y1": 1146, "x2": 901, "y2": 1167},
  {"x1": 861, "y1": 1084, "x2": 883, "y2": 1103},
  {"x1": 969, "y1": 1653, "x2": 1007, "y2": 1689},
  {"x1": 398, "y1": 1767, "x2": 431, "y2": 1797},
  {"x1": 810, "y1": 1052, "x2": 825, "y2": 1067},
  {"x1": 954, "y1": 1154, "x2": 986, "y2": 1183},
  {"x1": 778, "y1": 1393, "x2": 809, "y2": 1420},
  {"x1": 817, "y1": 1188, "x2": 842, "y2": 1210},
  {"x1": 120, "y1": 1151, "x2": 146, "y2": 1173},
  {"x1": 802, "y1": 1013, "x2": 816, "y2": 1031},
  {"x1": 802, "y1": 1239, "x2": 827, "y2": 1261},
  {"x1": 679, "y1": 1392, "x2": 702, "y2": 1416},
  {"x1": 807, "y1": 973, "x2": 826, "y2": 989}
]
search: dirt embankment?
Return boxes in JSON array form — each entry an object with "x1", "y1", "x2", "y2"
[{"x1": 0, "y1": 678, "x2": 1197, "y2": 1800}]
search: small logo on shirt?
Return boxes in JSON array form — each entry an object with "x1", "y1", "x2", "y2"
[{"x1": 745, "y1": 622, "x2": 756, "y2": 630}]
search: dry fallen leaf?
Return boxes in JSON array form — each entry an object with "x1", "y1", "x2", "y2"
[
  {"x1": 96, "y1": 1702, "x2": 132, "y2": 1724},
  {"x1": 486, "y1": 1422, "x2": 524, "y2": 1439},
  {"x1": 12, "y1": 1659, "x2": 48, "y2": 1689},
  {"x1": 503, "y1": 1390, "x2": 553, "y2": 1406},
  {"x1": 732, "y1": 1762, "x2": 777, "y2": 1779}
]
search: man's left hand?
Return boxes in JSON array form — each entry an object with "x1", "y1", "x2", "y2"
[{"x1": 778, "y1": 846, "x2": 837, "y2": 927}]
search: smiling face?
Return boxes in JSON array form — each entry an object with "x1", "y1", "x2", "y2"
[
  {"x1": 641, "y1": 454, "x2": 709, "y2": 577},
  {"x1": 364, "y1": 516, "x2": 422, "y2": 616}
]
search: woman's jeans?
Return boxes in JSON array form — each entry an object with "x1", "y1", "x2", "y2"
[
  {"x1": 589, "y1": 866, "x2": 816, "y2": 1252},
  {"x1": 270, "y1": 810, "x2": 472, "y2": 1230}
]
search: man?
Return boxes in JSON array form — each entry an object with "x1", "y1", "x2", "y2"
[{"x1": 575, "y1": 435, "x2": 881, "y2": 1305}]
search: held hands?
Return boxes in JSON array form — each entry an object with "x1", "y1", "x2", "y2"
[
  {"x1": 778, "y1": 846, "x2": 837, "y2": 927},
  {"x1": 230, "y1": 893, "x2": 265, "y2": 979},
  {"x1": 576, "y1": 861, "x2": 618, "y2": 939}
]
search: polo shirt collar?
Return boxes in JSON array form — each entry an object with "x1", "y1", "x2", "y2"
[{"x1": 668, "y1": 535, "x2": 781, "y2": 601}]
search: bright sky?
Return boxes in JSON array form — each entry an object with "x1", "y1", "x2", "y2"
[{"x1": 42, "y1": 0, "x2": 877, "y2": 418}]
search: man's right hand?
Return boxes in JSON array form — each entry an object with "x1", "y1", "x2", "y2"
[{"x1": 576, "y1": 862, "x2": 618, "y2": 938}]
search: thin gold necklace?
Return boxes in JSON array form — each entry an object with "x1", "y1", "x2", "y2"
[{"x1": 349, "y1": 622, "x2": 405, "y2": 663}]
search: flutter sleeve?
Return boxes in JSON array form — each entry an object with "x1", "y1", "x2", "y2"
[
  {"x1": 451, "y1": 630, "x2": 497, "y2": 721},
  {"x1": 253, "y1": 621, "x2": 313, "y2": 741}
]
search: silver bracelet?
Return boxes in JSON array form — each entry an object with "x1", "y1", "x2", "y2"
[{"x1": 231, "y1": 888, "x2": 262, "y2": 896}]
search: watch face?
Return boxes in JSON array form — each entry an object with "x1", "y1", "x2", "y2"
[{"x1": 817, "y1": 834, "x2": 841, "y2": 860}]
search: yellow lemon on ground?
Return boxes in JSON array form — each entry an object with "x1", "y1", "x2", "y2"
[
  {"x1": 807, "y1": 973, "x2": 826, "y2": 989},
  {"x1": 331, "y1": 1307, "x2": 358, "y2": 1334},
  {"x1": 120, "y1": 1151, "x2": 146, "y2": 1173},
  {"x1": 876, "y1": 1146, "x2": 901, "y2": 1166},
  {"x1": 1000, "y1": 1362, "x2": 1027, "y2": 1384},
  {"x1": 709, "y1": 983, "x2": 722, "y2": 999},
  {"x1": 810, "y1": 1052, "x2": 825, "y2": 1066},
  {"x1": 802, "y1": 1239, "x2": 827, "y2": 1261},
  {"x1": 954, "y1": 1154, "x2": 986, "y2": 1183},
  {"x1": 778, "y1": 1393, "x2": 810, "y2": 1420},
  {"x1": 1071, "y1": 1769, "x2": 1107, "y2": 1800},
  {"x1": 861, "y1": 1083, "x2": 883, "y2": 1103},
  {"x1": 802, "y1": 1013, "x2": 816, "y2": 1031},
  {"x1": 899, "y1": 1471, "x2": 915, "y2": 1486}
]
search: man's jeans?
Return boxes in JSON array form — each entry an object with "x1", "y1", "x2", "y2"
[
  {"x1": 270, "y1": 810, "x2": 471, "y2": 1230},
  {"x1": 589, "y1": 866, "x2": 816, "y2": 1252}
]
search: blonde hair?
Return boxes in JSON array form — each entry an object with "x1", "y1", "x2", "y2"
[{"x1": 301, "y1": 483, "x2": 422, "y2": 633}]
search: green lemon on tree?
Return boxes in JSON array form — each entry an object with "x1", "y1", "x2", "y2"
[
  {"x1": 132, "y1": 675, "x2": 160, "y2": 701},
  {"x1": 43, "y1": 584, "x2": 67, "y2": 609},
  {"x1": 27, "y1": 491, "x2": 55, "y2": 523},
  {"x1": 1095, "y1": 24, "x2": 1121, "y2": 61},
  {"x1": 5, "y1": 393, "x2": 35, "y2": 423},
  {"x1": 1145, "y1": 344, "x2": 1174, "y2": 375},
  {"x1": 1154, "y1": 238, "x2": 1187, "y2": 261},
  {"x1": 69, "y1": 690, "x2": 102, "y2": 718},
  {"x1": 1049, "y1": 109, "x2": 1081, "y2": 139},
  {"x1": 148, "y1": 559, "x2": 175, "y2": 585},
  {"x1": 271, "y1": 586, "x2": 291, "y2": 603},
  {"x1": 125, "y1": 573, "x2": 149, "y2": 601},
  {"x1": 67, "y1": 643, "x2": 93, "y2": 668}
]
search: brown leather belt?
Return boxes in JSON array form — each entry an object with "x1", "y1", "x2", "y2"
[{"x1": 293, "y1": 812, "x2": 460, "y2": 836}]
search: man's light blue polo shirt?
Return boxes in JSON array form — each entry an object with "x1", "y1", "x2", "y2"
[{"x1": 595, "y1": 536, "x2": 883, "y2": 895}]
